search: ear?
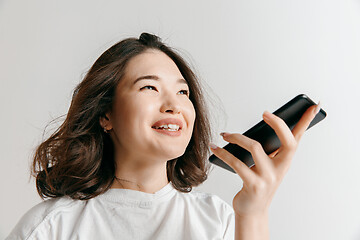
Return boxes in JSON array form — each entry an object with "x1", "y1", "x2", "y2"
[{"x1": 99, "y1": 112, "x2": 112, "y2": 130}]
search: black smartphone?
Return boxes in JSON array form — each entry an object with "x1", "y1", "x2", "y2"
[{"x1": 209, "y1": 94, "x2": 327, "y2": 173}]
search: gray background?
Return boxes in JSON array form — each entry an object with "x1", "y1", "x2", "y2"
[{"x1": 1, "y1": 0, "x2": 359, "y2": 239}]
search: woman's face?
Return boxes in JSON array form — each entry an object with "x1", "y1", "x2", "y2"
[{"x1": 105, "y1": 49, "x2": 196, "y2": 163}]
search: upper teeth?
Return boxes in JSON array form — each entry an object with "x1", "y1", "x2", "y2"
[{"x1": 154, "y1": 124, "x2": 180, "y2": 131}]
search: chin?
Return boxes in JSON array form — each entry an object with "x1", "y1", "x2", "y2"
[{"x1": 159, "y1": 146, "x2": 187, "y2": 160}]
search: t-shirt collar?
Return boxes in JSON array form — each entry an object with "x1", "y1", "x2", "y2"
[{"x1": 98, "y1": 181, "x2": 176, "y2": 208}]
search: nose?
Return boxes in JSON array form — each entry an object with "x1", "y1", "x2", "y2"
[{"x1": 160, "y1": 94, "x2": 181, "y2": 114}]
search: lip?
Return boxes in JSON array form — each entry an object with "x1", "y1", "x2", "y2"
[
  {"x1": 152, "y1": 128, "x2": 182, "y2": 136},
  {"x1": 151, "y1": 118, "x2": 183, "y2": 137},
  {"x1": 152, "y1": 118, "x2": 183, "y2": 129}
]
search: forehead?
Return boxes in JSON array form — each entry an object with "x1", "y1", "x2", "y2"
[{"x1": 123, "y1": 49, "x2": 184, "y2": 81}]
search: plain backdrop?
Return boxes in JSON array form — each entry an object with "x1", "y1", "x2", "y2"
[{"x1": 1, "y1": 0, "x2": 359, "y2": 239}]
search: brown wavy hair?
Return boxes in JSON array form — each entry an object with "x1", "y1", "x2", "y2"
[{"x1": 32, "y1": 32, "x2": 212, "y2": 200}]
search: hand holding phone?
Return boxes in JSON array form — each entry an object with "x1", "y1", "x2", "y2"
[{"x1": 209, "y1": 94, "x2": 327, "y2": 173}]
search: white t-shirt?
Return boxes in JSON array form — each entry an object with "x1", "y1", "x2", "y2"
[{"x1": 7, "y1": 182, "x2": 235, "y2": 240}]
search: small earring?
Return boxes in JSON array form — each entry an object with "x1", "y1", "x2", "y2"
[{"x1": 103, "y1": 128, "x2": 108, "y2": 133}]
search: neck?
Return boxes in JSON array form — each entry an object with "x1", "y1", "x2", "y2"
[
  {"x1": 114, "y1": 177, "x2": 143, "y2": 191},
  {"x1": 111, "y1": 154, "x2": 170, "y2": 194}
]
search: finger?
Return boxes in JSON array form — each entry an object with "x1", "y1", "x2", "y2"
[
  {"x1": 292, "y1": 102, "x2": 321, "y2": 142},
  {"x1": 268, "y1": 148, "x2": 279, "y2": 158},
  {"x1": 221, "y1": 133, "x2": 270, "y2": 173},
  {"x1": 209, "y1": 143, "x2": 255, "y2": 183},
  {"x1": 261, "y1": 111, "x2": 298, "y2": 171},
  {"x1": 262, "y1": 111, "x2": 297, "y2": 153}
]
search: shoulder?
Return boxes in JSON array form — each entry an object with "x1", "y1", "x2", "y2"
[
  {"x1": 174, "y1": 189, "x2": 235, "y2": 239},
  {"x1": 6, "y1": 196, "x2": 82, "y2": 240},
  {"x1": 181, "y1": 188, "x2": 233, "y2": 208},
  {"x1": 176, "y1": 188, "x2": 235, "y2": 219}
]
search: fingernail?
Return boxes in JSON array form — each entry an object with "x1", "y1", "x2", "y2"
[
  {"x1": 263, "y1": 111, "x2": 272, "y2": 120},
  {"x1": 209, "y1": 142, "x2": 219, "y2": 149},
  {"x1": 220, "y1": 132, "x2": 229, "y2": 137},
  {"x1": 313, "y1": 101, "x2": 321, "y2": 115}
]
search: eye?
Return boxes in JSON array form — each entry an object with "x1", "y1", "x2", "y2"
[
  {"x1": 141, "y1": 85, "x2": 157, "y2": 91},
  {"x1": 178, "y1": 90, "x2": 190, "y2": 96},
  {"x1": 140, "y1": 85, "x2": 189, "y2": 96}
]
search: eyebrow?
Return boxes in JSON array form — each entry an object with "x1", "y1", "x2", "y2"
[{"x1": 133, "y1": 75, "x2": 188, "y2": 85}]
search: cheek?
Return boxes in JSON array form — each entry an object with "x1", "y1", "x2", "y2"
[
  {"x1": 114, "y1": 97, "x2": 157, "y2": 129},
  {"x1": 184, "y1": 100, "x2": 196, "y2": 128}
]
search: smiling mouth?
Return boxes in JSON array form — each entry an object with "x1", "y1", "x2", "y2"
[
  {"x1": 152, "y1": 127, "x2": 181, "y2": 132},
  {"x1": 151, "y1": 126, "x2": 182, "y2": 136}
]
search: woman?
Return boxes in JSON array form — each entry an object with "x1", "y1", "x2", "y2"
[{"x1": 7, "y1": 32, "x2": 320, "y2": 239}]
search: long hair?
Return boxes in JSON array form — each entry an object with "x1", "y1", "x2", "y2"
[{"x1": 32, "y1": 32, "x2": 212, "y2": 200}]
